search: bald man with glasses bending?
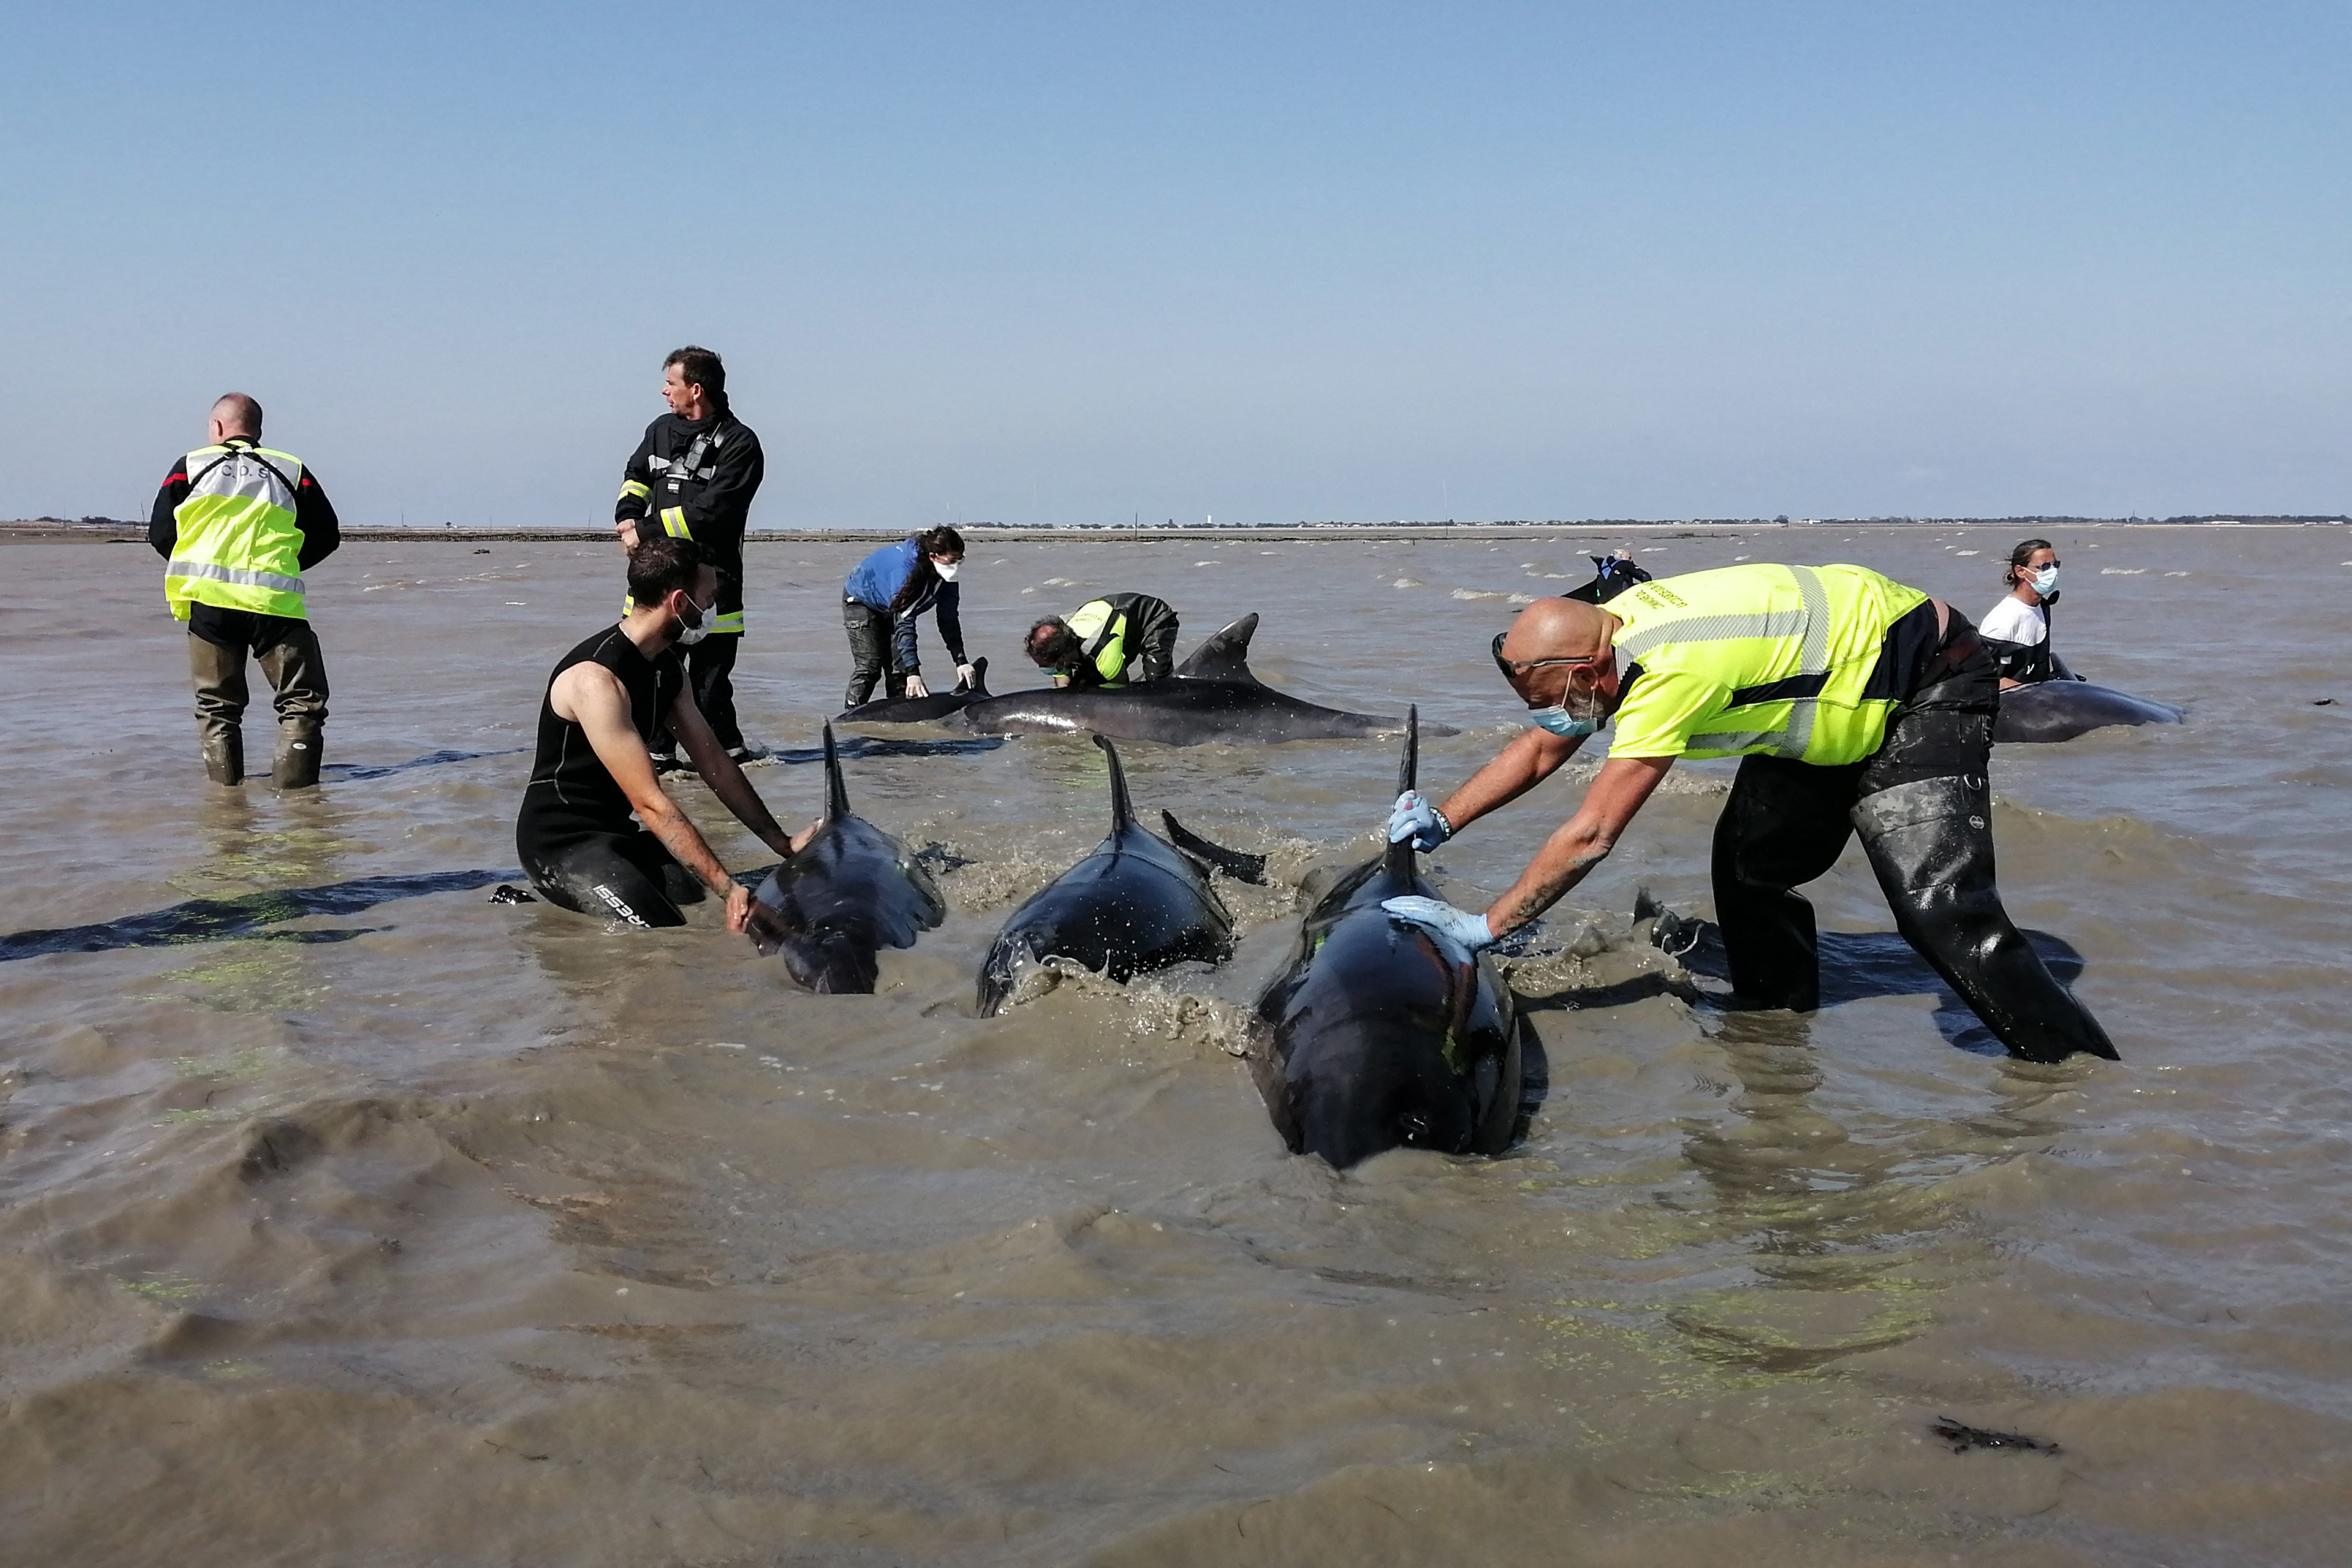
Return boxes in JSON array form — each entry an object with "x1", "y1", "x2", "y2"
[{"x1": 1381, "y1": 562, "x2": 2117, "y2": 1065}]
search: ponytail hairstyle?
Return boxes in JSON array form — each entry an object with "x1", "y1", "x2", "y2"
[
  {"x1": 890, "y1": 526, "x2": 967, "y2": 613},
  {"x1": 2004, "y1": 537, "x2": 2054, "y2": 587}
]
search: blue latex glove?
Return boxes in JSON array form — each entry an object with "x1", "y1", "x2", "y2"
[
  {"x1": 1381, "y1": 895, "x2": 1495, "y2": 953},
  {"x1": 1387, "y1": 790, "x2": 1451, "y2": 851}
]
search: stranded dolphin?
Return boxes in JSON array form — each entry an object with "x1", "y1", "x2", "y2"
[
  {"x1": 1994, "y1": 680, "x2": 2183, "y2": 743},
  {"x1": 951, "y1": 615, "x2": 1454, "y2": 746},
  {"x1": 749, "y1": 722, "x2": 946, "y2": 992},
  {"x1": 977, "y1": 734, "x2": 1265, "y2": 1015},
  {"x1": 1248, "y1": 709, "x2": 1535, "y2": 1169},
  {"x1": 837, "y1": 657, "x2": 993, "y2": 724}
]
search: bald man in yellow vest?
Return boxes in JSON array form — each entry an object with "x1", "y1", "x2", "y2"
[
  {"x1": 1382, "y1": 562, "x2": 2116, "y2": 1065},
  {"x1": 148, "y1": 394, "x2": 340, "y2": 788}
]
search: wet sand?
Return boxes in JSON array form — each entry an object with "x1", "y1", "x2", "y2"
[{"x1": 4, "y1": 526, "x2": 2350, "y2": 1566}]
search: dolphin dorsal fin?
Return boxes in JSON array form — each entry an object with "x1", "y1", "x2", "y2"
[
  {"x1": 960, "y1": 656, "x2": 990, "y2": 697},
  {"x1": 1094, "y1": 734, "x2": 1135, "y2": 832},
  {"x1": 1384, "y1": 706, "x2": 1419, "y2": 880},
  {"x1": 822, "y1": 721, "x2": 851, "y2": 821},
  {"x1": 1173, "y1": 613, "x2": 1261, "y2": 683}
]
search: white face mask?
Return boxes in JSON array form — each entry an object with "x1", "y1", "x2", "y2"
[
  {"x1": 931, "y1": 557, "x2": 961, "y2": 583},
  {"x1": 674, "y1": 589, "x2": 714, "y2": 644}
]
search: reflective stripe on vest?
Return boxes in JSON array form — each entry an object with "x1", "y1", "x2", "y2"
[
  {"x1": 1604, "y1": 563, "x2": 1928, "y2": 765},
  {"x1": 1066, "y1": 599, "x2": 1131, "y2": 685},
  {"x1": 164, "y1": 443, "x2": 308, "y2": 622}
]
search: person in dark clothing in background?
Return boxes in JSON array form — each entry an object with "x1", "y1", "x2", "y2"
[
  {"x1": 840, "y1": 527, "x2": 974, "y2": 708},
  {"x1": 614, "y1": 346, "x2": 765, "y2": 768},
  {"x1": 517, "y1": 536, "x2": 812, "y2": 930},
  {"x1": 149, "y1": 392, "x2": 340, "y2": 788}
]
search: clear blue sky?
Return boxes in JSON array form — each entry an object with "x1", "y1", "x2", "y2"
[{"x1": 5, "y1": 2, "x2": 2345, "y2": 527}]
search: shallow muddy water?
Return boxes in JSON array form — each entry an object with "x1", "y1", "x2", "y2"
[{"x1": 3, "y1": 524, "x2": 2350, "y2": 1566}]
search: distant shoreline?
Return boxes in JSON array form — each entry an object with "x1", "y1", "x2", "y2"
[{"x1": 6, "y1": 515, "x2": 2343, "y2": 546}]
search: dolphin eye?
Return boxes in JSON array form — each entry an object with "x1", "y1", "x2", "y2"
[{"x1": 1399, "y1": 1111, "x2": 1430, "y2": 1142}]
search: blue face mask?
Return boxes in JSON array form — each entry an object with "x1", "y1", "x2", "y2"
[
  {"x1": 1528, "y1": 707, "x2": 1600, "y2": 739},
  {"x1": 2031, "y1": 565, "x2": 2060, "y2": 597}
]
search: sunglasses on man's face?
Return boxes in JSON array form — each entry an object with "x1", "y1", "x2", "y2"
[{"x1": 1490, "y1": 631, "x2": 1601, "y2": 679}]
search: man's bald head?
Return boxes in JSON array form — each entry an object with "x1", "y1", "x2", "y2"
[
  {"x1": 1500, "y1": 596, "x2": 1613, "y2": 665},
  {"x1": 209, "y1": 394, "x2": 263, "y2": 439}
]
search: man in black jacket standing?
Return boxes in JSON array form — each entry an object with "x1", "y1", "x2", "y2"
[{"x1": 614, "y1": 346, "x2": 765, "y2": 766}]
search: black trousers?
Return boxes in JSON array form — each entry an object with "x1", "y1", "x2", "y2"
[
  {"x1": 650, "y1": 633, "x2": 743, "y2": 757},
  {"x1": 843, "y1": 599, "x2": 907, "y2": 708},
  {"x1": 518, "y1": 829, "x2": 706, "y2": 929},
  {"x1": 1709, "y1": 636, "x2": 2117, "y2": 1062}
]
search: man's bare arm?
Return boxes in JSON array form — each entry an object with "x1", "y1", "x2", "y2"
[
  {"x1": 1483, "y1": 754, "x2": 1675, "y2": 937},
  {"x1": 1437, "y1": 727, "x2": 1588, "y2": 834},
  {"x1": 668, "y1": 684, "x2": 813, "y2": 859}
]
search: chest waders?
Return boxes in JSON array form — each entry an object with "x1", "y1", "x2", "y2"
[{"x1": 1707, "y1": 613, "x2": 2116, "y2": 1063}]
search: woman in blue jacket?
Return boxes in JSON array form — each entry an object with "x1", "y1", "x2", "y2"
[{"x1": 841, "y1": 527, "x2": 973, "y2": 708}]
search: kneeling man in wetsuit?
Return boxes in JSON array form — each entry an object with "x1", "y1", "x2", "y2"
[
  {"x1": 1025, "y1": 592, "x2": 1180, "y2": 688},
  {"x1": 516, "y1": 537, "x2": 813, "y2": 930},
  {"x1": 1384, "y1": 563, "x2": 2117, "y2": 1064}
]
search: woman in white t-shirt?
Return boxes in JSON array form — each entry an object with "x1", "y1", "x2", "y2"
[{"x1": 1979, "y1": 537, "x2": 2074, "y2": 688}]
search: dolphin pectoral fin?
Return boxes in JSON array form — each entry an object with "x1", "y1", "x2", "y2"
[
  {"x1": 1173, "y1": 613, "x2": 1262, "y2": 683},
  {"x1": 1160, "y1": 811, "x2": 1267, "y2": 884}
]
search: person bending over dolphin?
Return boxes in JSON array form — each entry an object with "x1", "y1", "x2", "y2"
[
  {"x1": 516, "y1": 537, "x2": 815, "y2": 931},
  {"x1": 1382, "y1": 566, "x2": 2117, "y2": 1064},
  {"x1": 1025, "y1": 592, "x2": 1181, "y2": 689}
]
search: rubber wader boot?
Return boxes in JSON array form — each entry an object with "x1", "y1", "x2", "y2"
[
  {"x1": 1852, "y1": 775, "x2": 2119, "y2": 1063},
  {"x1": 199, "y1": 719, "x2": 245, "y2": 786},
  {"x1": 273, "y1": 720, "x2": 324, "y2": 790},
  {"x1": 189, "y1": 636, "x2": 248, "y2": 786}
]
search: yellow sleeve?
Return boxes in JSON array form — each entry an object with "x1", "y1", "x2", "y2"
[{"x1": 1606, "y1": 669, "x2": 1732, "y2": 759}]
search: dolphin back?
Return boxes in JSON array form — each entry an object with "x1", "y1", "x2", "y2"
[
  {"x1": 956, "y1": 617, "x2": 1442, "y2": 745},
  {"x1": 752, "y1": 731, "x2": 946, "y2": 992},
  {"x1": 975, "y1": 739, "x2": 1238, "y2": 1014},
  {"x1": 1250, "y1": 707, "x2": 1526, "y2": 1168},
  {"x1": 1994, "y1": 681, "x2": 2184, "y2": 743},
  {"x1": 837, "y1": 657, "x2": 993, "y2": 724}
]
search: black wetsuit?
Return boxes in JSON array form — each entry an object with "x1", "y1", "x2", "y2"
[{"x1": 514, "y1": 626, "x2": 705, "y2": 926}]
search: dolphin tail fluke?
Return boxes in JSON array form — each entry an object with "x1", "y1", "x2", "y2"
[
  {"x1": 1093, "y1": 734, "x2": 1135, "y2": 831},
  {"x1": 1385, "y1": 706, "x2": 1421, "y2": 880},
  {"x1": 1173, "y1": 613, "x2": 1261, "y2": 683},
  {"x1": 1162, "y1": 811, "x2": 1267, "y2": 884},
  {"x1": 822, "y1": 721, "x2": 851, "y2": 821}
]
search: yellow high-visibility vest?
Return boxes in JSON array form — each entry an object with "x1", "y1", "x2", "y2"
[
  {"x1": 1604, "y1": 563, "x2": 1929, "y2": 764},
  {"x1": 164, "y1": 441, "x2": 309, "y2": 621},
  {"x1": 1065, "y1": 598, "x2": 1133, "y2": 686}
]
